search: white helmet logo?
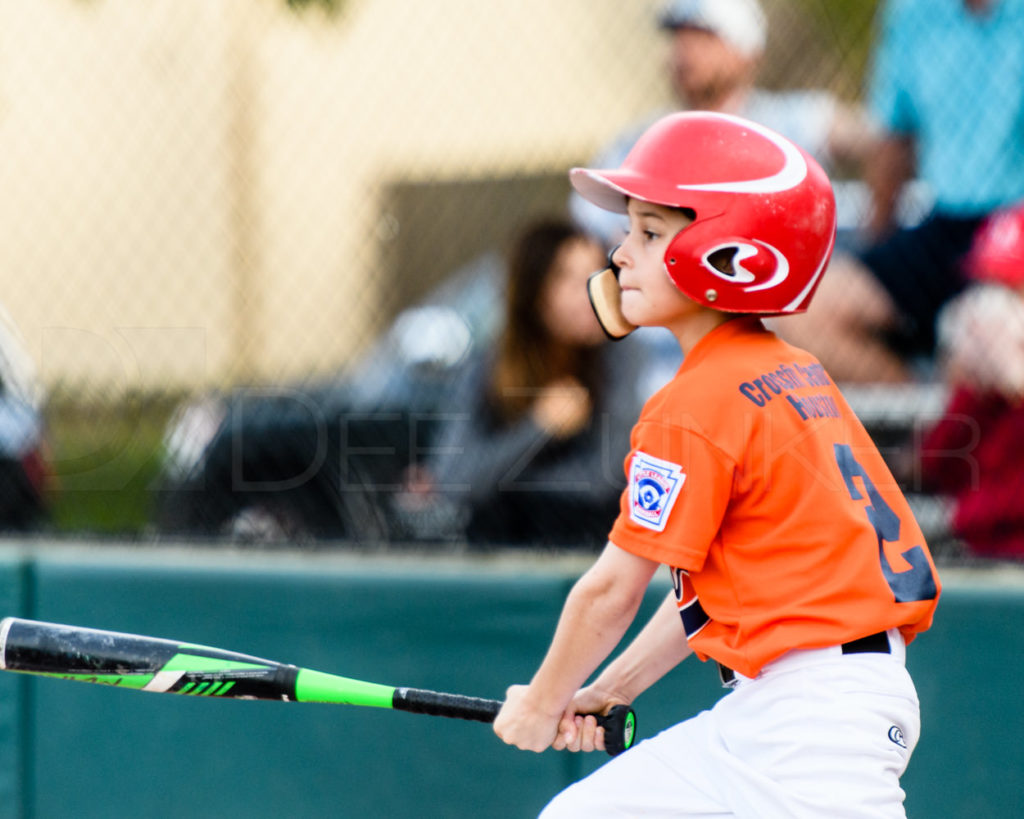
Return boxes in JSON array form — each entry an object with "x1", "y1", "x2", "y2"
[
  {"x1": 675, "y1": 113, "x2": 808, "y2": 195},
  {"x1": 701, "y1": 240, "x2": 790, "y2": 291}
]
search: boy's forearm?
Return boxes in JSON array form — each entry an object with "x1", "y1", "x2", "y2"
[
  {"x1": 591, "y1": 590, "x2": 693, "y2": 703},
  {"x1": 525, "y1": 546, "x2": 658, "y2": 715}
]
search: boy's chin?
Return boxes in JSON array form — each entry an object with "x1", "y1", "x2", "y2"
[{"x1": 619, "y1": 296, "x2": 658, "y2": 328}]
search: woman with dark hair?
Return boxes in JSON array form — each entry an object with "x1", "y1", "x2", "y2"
[{"x1": 404, "y1": 219, "x2": 641, "y2": 548}]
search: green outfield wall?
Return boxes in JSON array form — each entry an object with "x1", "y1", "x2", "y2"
[{"x1": 0, "y1": 543, "x2": 1020, "y2": 818}]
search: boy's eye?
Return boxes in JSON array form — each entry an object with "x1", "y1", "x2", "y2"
[{"x1": 643, "y1": 229, "x2": 659, "y2": 241}]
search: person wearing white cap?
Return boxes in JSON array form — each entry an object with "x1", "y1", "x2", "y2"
[
  {"x1": 659, "y1": 0, "x2": 767, "y2": 54},
  {"x1": 658, "y1": 0, "x2": 768, "y2": 110},
  {"x1": 570, "y1": 0, "x2": 875, "y2": 251}
]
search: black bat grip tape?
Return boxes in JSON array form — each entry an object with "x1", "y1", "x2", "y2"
[
  {"x1": 394, "y1": 688, "x2": 501, "y2": 722},
  {"x1": 393, "y1": 689, "x2": 636, "y2": 756}
]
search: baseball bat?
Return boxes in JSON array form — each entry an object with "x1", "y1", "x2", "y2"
[{"x1": 0, "y1": 616, "x2": 636, "y2": 756}]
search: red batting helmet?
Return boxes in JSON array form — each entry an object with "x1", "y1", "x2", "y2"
[
  {"x1": 964, "y1": 202, "x2": 1024, "y2": 288},
  {"x1": 570, "y1": 111, "x2": 837, "y2": 314}
]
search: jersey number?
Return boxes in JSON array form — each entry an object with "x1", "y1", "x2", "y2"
[{"x1": 834, "y1": 444, "x2": 938, "y2": 603}]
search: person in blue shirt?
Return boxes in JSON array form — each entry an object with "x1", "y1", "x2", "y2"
[{"x1": 780, "y1": 0, "x2": 1024, "y2": 382}]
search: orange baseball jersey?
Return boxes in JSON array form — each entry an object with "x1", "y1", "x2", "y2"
[{"x1": 609, "y1": 317, "x2": 941, "y2": 678}]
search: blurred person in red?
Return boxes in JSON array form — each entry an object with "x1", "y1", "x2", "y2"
[{"x1": 919, "y1": 202, "x2": 1024, "y2": 560}]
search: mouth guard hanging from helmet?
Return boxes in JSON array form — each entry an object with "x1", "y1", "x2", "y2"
[
  {"x1": 587, "y1": 246, "x2": 637, "y2": 340},
  {"x1": 570, "y1": 111, "x2": 837, "y2": 319}
]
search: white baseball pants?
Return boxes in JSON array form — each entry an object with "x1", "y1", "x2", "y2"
[{"x1": 540, "y1": 630, "x2": 919, "y2": 818}]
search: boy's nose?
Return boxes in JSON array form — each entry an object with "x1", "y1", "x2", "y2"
[{"x1": 610, "y1": 243, "x2": 629, "y2": 270}]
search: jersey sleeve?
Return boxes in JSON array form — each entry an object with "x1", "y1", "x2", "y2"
[{"x1": 608, "y1": 420, "x2": 736, "y2": 571}]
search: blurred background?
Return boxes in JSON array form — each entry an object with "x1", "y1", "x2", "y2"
[
  {"x1": 1, "y1": 3, "x2": 1023, "y2": 817},
  {"x1": 0, "y1": 0, "x2": 1014, "y2": 564}
]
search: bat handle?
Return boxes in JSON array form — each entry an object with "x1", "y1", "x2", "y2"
[
  {"x1": 392, "y1": 688, "x2": 636, "y2": 756},
  {"x1": 393, "y1": 688, "x2": 500, "y2": 722}
]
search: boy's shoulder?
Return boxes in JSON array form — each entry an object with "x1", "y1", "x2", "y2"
[
  {"x1": 669, "y1": 317, "x2": 821, "y2": 398},
  {"x1": 636, "y1": 318, "x2": 840, "y2": 442}
]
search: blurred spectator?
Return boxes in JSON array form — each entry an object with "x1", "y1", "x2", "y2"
[
  {"x1": 781, "y1": 0, "x2": 1024, "y2": 382},
  {"x1": 571, "y1": 0, "x2": 876, "y2": 248},
  {"x1": 919, "y1": 202, "x2": 1024, "y2": 560},
  {"x1": 398, "y1": 220, "x2": 639, "y2": 548},
  {"x1": 0, "y1": 302, "x2": 51, "y2": 529}
]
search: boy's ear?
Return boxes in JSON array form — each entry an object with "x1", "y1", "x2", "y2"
[{"x1": 587, "y1": 267, "x2": 637, "y2": 340}]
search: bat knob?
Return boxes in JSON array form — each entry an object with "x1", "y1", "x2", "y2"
[{"x1": 597, "y1": 704, "x2": 637, "y2": 756}]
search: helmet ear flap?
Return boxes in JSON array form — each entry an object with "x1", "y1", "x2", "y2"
[
  {"x1": 664, "y1": 220, "x2": 804, "y2": 311},
  {"x1": 663, "y1": 222, "x2": 742, "y2": 305},
  {"x1": 701, "y1": 245, "x2": 746, "y2": 279}
]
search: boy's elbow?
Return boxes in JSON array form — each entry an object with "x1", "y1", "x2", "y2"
[{"x1": 572, "y1": 563, "x2": 649, "y2": 624}]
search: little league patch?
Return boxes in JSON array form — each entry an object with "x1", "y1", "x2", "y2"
[{"x1": 629, "y1": 452, "x2": 686, "y2": 532}]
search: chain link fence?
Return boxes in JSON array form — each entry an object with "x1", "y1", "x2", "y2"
[{"x1": 0, "y1": 0, "x2": 1019, "y2": 563}]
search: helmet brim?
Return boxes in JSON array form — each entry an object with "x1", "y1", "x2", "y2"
[
  {"x1": 569, "y1": 168, "x2": 635, "y2": 214},
  {"x1": 570, "y1": 167, "x2": 701, "y2": 215}
]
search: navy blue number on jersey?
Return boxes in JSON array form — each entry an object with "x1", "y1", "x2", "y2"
[{"x1": 834, "y1": 444, "x2": 938, "y2": 603}]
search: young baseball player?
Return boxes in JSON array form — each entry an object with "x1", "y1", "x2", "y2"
[{"x1": 493, "y1": 111, "x2": 941, "y2": 818}]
